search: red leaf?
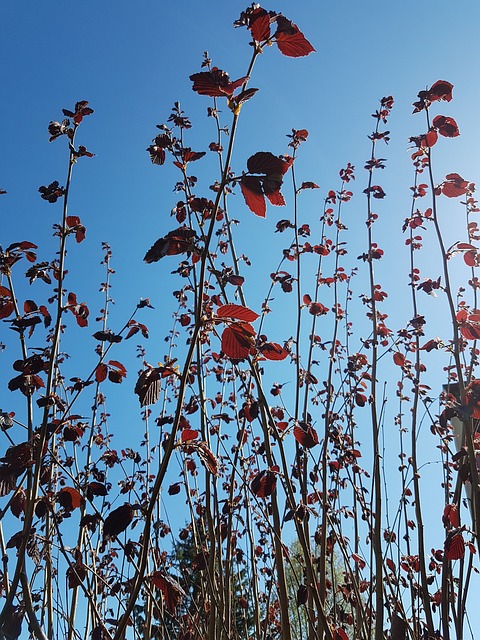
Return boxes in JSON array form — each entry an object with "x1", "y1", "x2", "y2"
[
  {"x1": 168, "y1": 482, "x2": 181, "y2": 496},
  {"x1": 144, "y1": 227, "x2": 198, "y2": 263},
  {"x1": 95, "y1": 364, "x2": 108, "y2": 383},
  {"x1": 0, "y1": 299, "x2": 14, "y2": 319},
  {"x1": 240, "y1": 176, "x2": 266, "y2": 217},
  {"x1": 296, "y1": 584, "x2": 308, "y2": 606},
  {"x1": 250, "y1": 470, "x2": 277, "y2": 498},
  {"x1": 393, "y1": 352, "x2": 405, "y2": 367},
  {"x1": 221, "y1": 322, "x2": 256, "y2": 359},
  {"x1": 66, "y1": 215, "x2": 86, "y2": 243},
  {"x1": 274, "y1": 19, "x2": 315, "y2": 58},
  {"x1": 433, "y1": 115, "x2": 460, "y2": 138},
  {"x1": 57, "y1": 487, "x2": 83, "y2": 512},
  {"x1": 24, "y1": 300, "x2": 38, "y2": 313},
  {"x1": 424, "y1": 129, "x2": 438, "y2": 147},
  {"x1": 464, "y1": 251, "x2": 478, "y2": 267},
  {"x1": 249, "y1": 7, "x2": 271, "y2": 42},
  {"x1": 445, "y1": 532, "x2": 465, "y2": 560},
  {"x1": 0, "y1": 286, "x2": 12, "y2": 298},
  {"x1": 441, "y1": 173, "x2": 469, "y2": 198},
  {"x1": 293, "y1": 423, "x2": 319, "y2": 448},
  {"x1": 102, "y1": 503, "x2": 134, "y2": 542},
  {"x1": 181, "y1": 429, "x2": 199, "y2": 442},
  {"x1": 351, "y1": 553, "x2": 366, "y2": 569},
  {"x1": 189, "y1": 68, "x2": 247, "y2": 97},
  {"x1": 428, "y1": 80, "x2": 453, "y2": 103},
  {"x1": 442, "y1": 504, "x2": 460, "y2": 529},
  {"x1": 386, "y1": 558, "x2": 396, "y2": 572},
  {"x1": 259, "y1": 341, "x2": 288, "y2": 361},
  {"x1": 10, "y1": 489, "x2": 26, "y2": 518},
  {"x1": 299, "y1": 181, "x2": 320, "y2": 190},
  {"x1": 108, "y1": 360, "x2": 127, "y2": 375},
  {"x1": 150, "y1": 572, "x2": 185, "y2": 614},
  {"x1": 265, "y1": 187, "x2": 285, "y2": 206},
  {"x1": 134, "y1": 368, "x2": 161, "y2": 406},
  {"x1": 309, "y1": 302, "x2": 329, "y2": 316},
  {"x1": 216, "y1": 304, "x2": 259, "y2": 322},
  {"x1": 196, "y1": 441, "x2": 219, "y2": 475},
  {"x1": 355, "y1": 393, "x2": 367, "y2": 407},
  {"x1": 247, "y1": 151, "x2": 291, "y2": 176}
]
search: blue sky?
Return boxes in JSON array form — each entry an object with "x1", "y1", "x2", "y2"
[
  {"x1": 2, "y1": 1, "x2": 480, "y2": 310},
  {"x1": 2, "y1": 2, "x2": 480, "y2": 636}
]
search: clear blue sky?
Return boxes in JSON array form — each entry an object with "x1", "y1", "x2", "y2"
[
  {"x1": 2, "y1": 2, "x2": 480, "y2": 636},
  {"x1": 2, "y1": 1, "x2": 480, "y2": 321}
]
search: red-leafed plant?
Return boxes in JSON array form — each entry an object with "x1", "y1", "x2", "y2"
[{"x1": 1, "y1": 8, "x2": 479, "y2": 640}]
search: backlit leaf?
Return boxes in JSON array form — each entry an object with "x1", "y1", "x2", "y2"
[
  {"x1": 259, "y1": 341, "x2": 288, "y2": 361},
  {"x1": 102, "y1": 503, "x2": 134, "y2": 542},
  {"x1": 134, "y1": 368, "x2": 161, "y2": 406},
  {"x1": 274, "y1": 18, "x2": 315, "y2": 58},
  {"x1": 293, "y1": 423, "x2": 319, "y2": 448},
  {"x1": 249, "y1": 7, "x2": 271, "y2": 41},
  {"x1": 445, "y1": 532, "x2": 465, "y2": 560},
  {"x1": 57, "y1": 487, "x2": 83, "y2": 512},
  {"x1": 221, "y1": 322, "x2": 256, "y2": 359},
  {"x1": 240, "y1": 176, "x2": 266, "y2": 217},
  {"x1": 150, "y1": 571, "x2": 185, "y2": 614},
  {"x1": 216, "y1": 304, "x2": 259, "y2": 322},
  {"x1": 433, "y1": 115, "x2": 460, "y2": 138},
  {"x1": 250, "y1": 470, "x2": 277, "y2": 498},
  {"x1": 247, "y1": 151, "x2": 290, "y2": 176}
]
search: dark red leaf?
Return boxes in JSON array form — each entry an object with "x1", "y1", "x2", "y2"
[
  {"x1": 168, "y1": 482, "x2": 182, "y2": 496},
  {"x1": 67, "y1": 563, "x2": 87, "y2": 589},
  {"x1": 249, "y1": 7, "x2": 272, "y2": 41},
  {"x1": 240, "y1": 176, "x2": 266, "y2": 217},
  {"x1": 250, "y1": 469, "x2": 277, "y2": 498},
  {"x1": 428, "y1": 80, "x2": 453, "y2": 103},
  {"x1": 299, "y1": 181, "x2": 320, "y2": 191},
  {"x1": 433, "y1": 115, "x2": 460, "y2": 138},
  {"x1": 247, "y1": 151, "x2": 291, "y2": 176},
  {"x1": 150, "y1": 571, "x2": 185, "y2": 614},
  {"x1": 221, "y1": 322, "x2": 256, "y2": 359},
  {"x1": 190, "y1": 68, "x2": 247, "y2": 97},
  {"x1": 259, "y1": 341, "x2": 288, "y2": 361},
  {"x1": 134, "y1": 367, "x2": 161, "y2": 406},
  {"x1": 196, "y1": 441, "x2": 219, "y2": 475},
  {"x1": 442, "y1": 504, "x2": 460, "y2": 529},
  {"x1": 274, "y1": 18, "x2": 315, "y2": 58},
  {"x1": 351, "y1": 553, "x2": 366, "y2": 569},
  {"x1": 24, "y1": 300, "x2": 38, "y2": 313},
  {"x1": 57, "y1": 487, "x2": 83, "y2": 512},
  {"x1": 181, "y1": 429, "x2": 199, "y2": 442},
  {"x1": 102, "y1": 503, "x2": 134, "y2": 542},
  {"x1": 10, "y1": 489, "x2": 26, "y2": 518},
  {"x1": 296, "y1": 584, "x2": 308, "y2": 606},
  {"x1": 92, "y1": 330, "x2": 122, "y2": 343},
  {"x1": 144, "y1": 227, "x2": 198, "y2": 263},
  {"x1": 309, "y1": 302, "x2": 329, "y2": 316},
  {"x1": 95, "y1": 364, "x2": 108, "y2": 383},
  {"x1": 235, "y1": 88, "x2": 259, "y2": 105},
  {"x1": 293, "y1": 423, "x2": 319, "y2": 448},
  {"x1": 445, "y1": 532, "x2": 465, "y2": 560},
  {"x1": 87, "y1": 482, "x2": 109, "y2": 499}
]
